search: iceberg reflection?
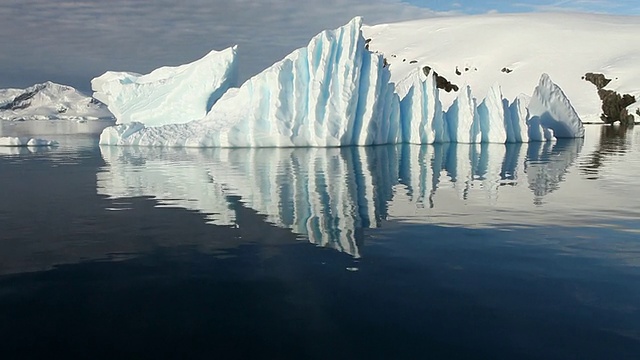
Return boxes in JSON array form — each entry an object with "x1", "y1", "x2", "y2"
[{"x1": 98, "y1": 140, "x2": 582, "y2": 257}]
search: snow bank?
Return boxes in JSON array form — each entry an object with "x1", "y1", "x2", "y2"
[
  {"x1": 0, "y1": 136, "x2": 58, "y2": 147},
  {"x1": 363, "y1": 13, "x2": 640, "y2": 122},
  {"x1": 92, "y1": 46, "x2": 238, "y2": 127},
  {"x1": 99, "y1": 18, "x2": 585, "y2": 148}
]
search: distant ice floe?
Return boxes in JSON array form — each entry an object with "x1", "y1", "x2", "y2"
[
  {"x1": 0, "y1": 136, "x2": 58, "y2": 147},
  {"x1": 97, "y1": 17, "x2": 585, "y2": 148}
]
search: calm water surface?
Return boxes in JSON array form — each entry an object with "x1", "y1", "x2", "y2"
[{"x1": 1, "y1": 121, "x2": 639, "y2": 359}]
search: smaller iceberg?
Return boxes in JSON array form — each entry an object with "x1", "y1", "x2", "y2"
[
  {"x1": 528, "y1": 73, "x2": 585, "y2": 140},
  {"x1": 92, "y1": 47, "x2": 238, "y2": 127},
  {"x1": 0, "y1": 136, "x2": 58, "y2": 147}
]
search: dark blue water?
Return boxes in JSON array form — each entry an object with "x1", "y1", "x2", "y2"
[{"x1": 1, "y1": 122, "x2": 639, "y2": 359}]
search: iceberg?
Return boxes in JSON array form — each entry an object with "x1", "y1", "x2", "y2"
[
  {"x1": 97, "y1": 18, "x2": 585, "y2": 148},
  {"x1": 0, "y1": 136, "x2": 58, "y2": 147},
  {"x1": 99, "y1": 17, "x2": 400, "y2": 147},
  {"x1": 528, "y1": 73, "x2": 585, "y2": 139},
  {"x1": 400, "y1": 72, "x2": 448, "y2": 144},
  {"x1": 92, "y1": 47, "x2": 238, "y2": 127}
]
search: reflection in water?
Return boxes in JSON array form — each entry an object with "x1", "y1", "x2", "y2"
[
  {"x1": 526, "y1": 140, "x2": 583, "y2": 204},
  {"x1": 580, "y1": 125, "x2": 634, "y2": 179},
  {"x1": 0, "y1": 146, "x2": 53, "y2": 156},
  {"x1": 98, "y1": 140, "x2": 582, "y2": 257}
]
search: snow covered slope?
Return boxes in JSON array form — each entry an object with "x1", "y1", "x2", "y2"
[
  {"x1": 91, "y1": 47, "x2": 238, "y2": 127},
  {"x1": 0, "y1": 82, "x2": 112, "y2": 121},
  {"x1": 363, "y1": 12, "x2": 640, "y2": 122}
]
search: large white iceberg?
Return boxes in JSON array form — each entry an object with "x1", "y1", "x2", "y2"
[
  {"x1": 98, "y1": 18, "x2": 585, "y2": 147},
  {"x1": 100, "y1": 17, "x2": 400, "y2": 147},
  {"x1": 92, "y1": 47, "x2": 238, "y2": 127}
]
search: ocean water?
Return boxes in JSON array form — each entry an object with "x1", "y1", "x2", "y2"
[{"x1": 0, "y1": 121, "x2": 639, "y2": 359}]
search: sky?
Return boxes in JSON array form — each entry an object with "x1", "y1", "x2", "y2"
[{"x1": 1, "y1": 0, "x2": 638, "y2": 93}]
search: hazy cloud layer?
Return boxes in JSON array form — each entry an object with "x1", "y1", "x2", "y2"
[
  {"x1": 0, "y1": 0, "x2": 440, "y2": 91},
  {"x1": 406, "y1": 0, "x2": 640, "y2": 14}
]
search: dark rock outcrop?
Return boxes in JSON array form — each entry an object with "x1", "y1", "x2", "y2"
[
  {"x1": 598, "y1": 89, "x2": 636, "y2": 125},
  {"x1": 422, "y1": 66, "x2": 459, "y2": 93},
  {"x1": 583, "y1": 72, "x2": 636, "y2": 126},
  {"x1": 0, "y1": 84, "x2": 45, "y2": 110},
  {"x1": 583, "y1": 72, "x2": 611, "y2": 90}
]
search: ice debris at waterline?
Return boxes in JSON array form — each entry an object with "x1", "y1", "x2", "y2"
[
  {"x1": 0, "y1": 137, "x2": 58, "y2": 147},
  {"x1": 97, "y1": 17, "x2": 584, "y2": 148},
  {"x1": 92, "y1": 47, "x2": 238, "y2": 127}
]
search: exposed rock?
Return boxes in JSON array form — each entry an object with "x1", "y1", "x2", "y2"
[
  {"x1": 501, "y1": 67, "x2": 513, "y2": 74},
  {"x1": 409, "y1": 60, "x2": 417, "y2": 64},
  {"x1": 598, "y1": 89, "x2": 636, "y2": 125},
  {"x1": 0, "y1": 84, "x2": 46, "y2": 110},
  {"x1": 583, "y1": 72, "x2": 636, "y2": 125},
  {"x1": 422, "y1": 66, "x2": 459, "y2": 93},
  {"x1": 583, "y1": 72, "x2": 611, "y2": 89},
  {"x1": 455, "y1": 67, "x2": 462, "y2": 75}
]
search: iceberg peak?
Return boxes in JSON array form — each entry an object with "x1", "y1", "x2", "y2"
[
  {"x1": 101, "y1": 16, "x2": 400, "y2": 147},
  {"x1": 92, "y1": 46, "x2": 238, "y2": 127},
  {"x1": 528, "y1": 73, "x2": 585, "y2": 139}
]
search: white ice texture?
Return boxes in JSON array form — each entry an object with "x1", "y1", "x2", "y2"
[
  {"x1": 98, "y1": 18, "x2": 585, "y2": 147},
  {"x1": 0, "y1": 81, "x2": 112, "y2": 121},
  {"x1": 0, "y1": 136, "x2": 58, "y2": 147},
  {"x1": 92, "y1": 47, "x2": 238, "y2": 127}
]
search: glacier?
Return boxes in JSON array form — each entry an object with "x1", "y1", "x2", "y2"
[
  {"x1": 92, "y1": 47, "x2": 238, "y2": 127},
  {"x1": 97, "y1": 17, "x2": 585, "y2": 148}
]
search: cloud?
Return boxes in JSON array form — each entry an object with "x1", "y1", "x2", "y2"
[
  {"x1": 512, "y1": 0, "x2": 640, "y2": 13},
  {"x1": 0, "y1": 0, "x2": 441, "y2": 91}
]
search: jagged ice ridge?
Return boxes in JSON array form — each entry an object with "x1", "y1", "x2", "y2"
[
  {"x1": 92, "y1": 47, "x2": 238, "y2": 127},
  {"x1": 98, "y1": 17, "x2": 584, "y2": 147}
]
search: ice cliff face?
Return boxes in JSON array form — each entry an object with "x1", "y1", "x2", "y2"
[
  {"x1": 200, "y1": 17, "x2": 400, "y2": 147},
  {"x1": 92, "y1": 47, "x2": 238, "y2": 127},
  {"x1": 98, "y1": 18, "x2": 585, "y2": 147},
  {"x1": 528, "y1": 73, "x2": 585, "y2": 139}
]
